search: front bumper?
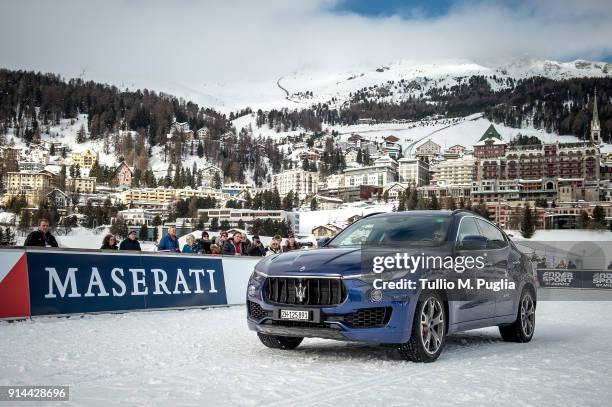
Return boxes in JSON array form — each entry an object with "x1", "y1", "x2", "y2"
[{"x1": 246, "y1": 277, "x2": 417, "y2": 344}]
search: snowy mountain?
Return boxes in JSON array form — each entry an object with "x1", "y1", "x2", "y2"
[{"x1": 157, "y1": 58, "x2": 612, "y2": 113}]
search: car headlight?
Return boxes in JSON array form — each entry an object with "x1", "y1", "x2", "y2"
[{"x1": 250, "y1": 269, "x2": 267, "y2": 283}]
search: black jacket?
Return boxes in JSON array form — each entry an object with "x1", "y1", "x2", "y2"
[
  {"x1": 119, "y1": 239, "x2": 141, "y2": 251},
  {"x1": 247, "y1": 243, "x2": 267, "y2": 257},
  {"x1": 100, "y1": 243, "x2": 118, "y2": 250},
  {"x1": 24, "y1": 230, "x2": 59, "y2": 247}
]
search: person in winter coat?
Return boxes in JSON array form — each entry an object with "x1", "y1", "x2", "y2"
[
  {"x1": 282, "y1": 235, "x2": 301, "y2": 252},
  {"x1": 24, "y1": 218, "x2": 59, "y2": 247},
  {"x1": 266, "y1": 239, "x2": 282, "y2": 256},
  {"x1": 119, "y1": 230, "x2": 142, "y2": 251},
  {"x1": 157, "y1": 225, "x2": 181, "y2": 253},
  {"x1": 247, "y1": 235, "x2": 266, "y2": 256},
  {"x1": 197, "y1": 231, "x2": 212, "y2": 254},
  {"x1": 100, "y1": 234, "x2": 118, "y2": 250},
  {"x1": 182, "y1": 235, "x2": 200, "y2": 254},
  {"x1": 222, "y1": 232, "x2": 248, "y2": 256}
]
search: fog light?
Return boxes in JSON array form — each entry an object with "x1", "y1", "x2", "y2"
[
  {"x1": 369, "y1": 289, "x2": 383, "y2": 302},
  {"x1": 248, "y1": 285, "x2": 256, "y2": 297}
]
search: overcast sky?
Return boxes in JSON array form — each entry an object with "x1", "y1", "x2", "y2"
[{"x1": 1, "y1": 0, "x2": 611, "y2": 90}]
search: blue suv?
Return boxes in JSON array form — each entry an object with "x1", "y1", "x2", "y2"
[{"x1": 246, "y1": 210, "x2": 536, "y2": 362}]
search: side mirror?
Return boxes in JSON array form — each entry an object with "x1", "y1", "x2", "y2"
[
  {"x1": 458, "y1": 235, "x2": 488, "y2": 250},
  {"x1": 317, "y1": 237, "x2": 332, "y2": 247}
]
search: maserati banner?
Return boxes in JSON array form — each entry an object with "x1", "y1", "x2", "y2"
[{"x1": 25, "y1": 250, "x2": 228, "y2": 316}]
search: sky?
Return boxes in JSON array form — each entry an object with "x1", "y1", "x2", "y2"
[{"x1": 0, "y1": 0, "x2": 611, "y2": 107}]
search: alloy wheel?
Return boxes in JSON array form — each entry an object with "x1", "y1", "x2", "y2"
[{"x1": 420, "y1": 297, "x2": 445, "y2": 354}]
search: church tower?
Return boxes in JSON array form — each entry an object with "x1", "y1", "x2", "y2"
[{"x1": 591, "y1": 88, "x2": 601, "y2": 145}]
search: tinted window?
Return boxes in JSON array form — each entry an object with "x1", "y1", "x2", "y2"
[
  {"x1": 327, "y1": 215, "x2": 451, "y2": 247},
  {"x1": 476, "y1": 219, "x2": 507, "y2": 249},
  {"x1": 457, "y1": 217, "x2": 480, "y2": 243}
]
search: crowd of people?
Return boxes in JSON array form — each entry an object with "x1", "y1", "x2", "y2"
[{"x1": 23, "y1": 219, "x2": 303, "y2": 256}]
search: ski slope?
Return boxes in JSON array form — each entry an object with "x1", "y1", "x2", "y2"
[{"x1": 1, "y1": 299, "x2": 611, "y2": 406}]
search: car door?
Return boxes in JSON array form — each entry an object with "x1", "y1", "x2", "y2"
[
  {"x1": 453, "y1": 216, "x2": 495, "y2": 323},
  {"x1": 475, "y1": 219, "x2": 511, "y2": 318}
]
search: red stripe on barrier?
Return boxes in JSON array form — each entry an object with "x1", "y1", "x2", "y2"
[{"x1": 0, "y1": 254, "x2": 30, "y2": 319}]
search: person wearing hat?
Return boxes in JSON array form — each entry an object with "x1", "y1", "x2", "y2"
[
  {"x1": 282, "y1": 234, "x2": 301, "y2": 252},
  {"x1": 197, "y1": 231, "x2": 212, "y2": 254},
  {"x1": 247, "y1": 235, "x2": 266, "y2": 256},
  {"x1": 119, "y1": 230, "x2": 142, "y2": 251}
]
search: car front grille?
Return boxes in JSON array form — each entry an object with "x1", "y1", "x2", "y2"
[
  {"x1": 340, "y1": 307, "x2": 391, "y2": 328},
  {"x1": 247, "y1": 301, "x2": 272, "y2": 320},
  {"x1": 265, "y1": 277, "x2": 346, "y2": 306}
]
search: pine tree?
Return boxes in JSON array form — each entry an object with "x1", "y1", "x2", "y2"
[
  {"x1": 407, "y1": 189, "x2": 418, "y2": 210},
  {"x1": 76, "y1": 124, "x2": 87, "y2": 143},
  {"x1": 430, "y1": 194, "x2": 440, "y2": 210},
  {"x1": 139, "y1": 224, "x2": 149, "y2": 241},
  {"x1": 213, "y1": 172, "x2": 222, "y2": 189},
  {"x1": 18, "y1": 210, "x2": 32, "y2": 235},
  {"x1": 282, "y1": 190, "x2": 295, "y2": 211},
  {"x1": 397, "y1": 196, "x2": 406, "y2": 211},
  {"x1": 593, "y1": 205, "x2": 606, "y2": 229},
  {"x1": 237, "y1": 219, "x2": 246, "y2": 230},
  {"x1": 210, "y1": 217, "x2": 219, "y2": 231},
  {"x1": 520, "y1": 203, "x2": 536, "y2": 239},
  {"x1": 0, "y1": 228, "x2": 5, "y2": 246},
  {"x1": 5, "y1": 227, "x2": 16, "y2": 246},
  {"x1": 310, "y1": 197, "x2": 318, "y2": 211}
]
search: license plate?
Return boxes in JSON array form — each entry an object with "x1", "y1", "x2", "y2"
[{"x1": 280, "y1": 310, "x2": 310, "y2": 321}]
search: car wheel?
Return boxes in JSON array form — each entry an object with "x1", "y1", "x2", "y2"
[
  {"x1": 257, "y1": 333, "x2": 304, "y2": 349},
  {"x1": 499, "y1": 288, "x2": 536, "y2": 343},
  {"x1": 398, "y1": 291, "x2": 446, "y2": 362}
]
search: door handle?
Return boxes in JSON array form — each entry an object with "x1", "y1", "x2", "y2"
[{"x1": 484, "y1": 262, "x2": 493, "y2": 267}]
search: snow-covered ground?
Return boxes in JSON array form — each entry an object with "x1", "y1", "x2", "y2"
[
  {"x1": 1, "y1": 299, "x2": 611, "y2": 406},
  {"x1": 15, "y1": 227, "x2": 158, "y2": 251}
]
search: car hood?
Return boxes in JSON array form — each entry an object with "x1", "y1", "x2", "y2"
[
  {"x1": 255, "y1": 245, "x2": 447, "y2": 277},
  {"x1": 256, "y1": 247, "x2": 363, "y2": 276}
]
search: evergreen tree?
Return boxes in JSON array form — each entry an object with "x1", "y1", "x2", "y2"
[
  {"x1": 139, "y1": 224, "x2": 149, "y2": 241},
  {"x1": 282, "y1": 190, "x2": 295, "y2": 211},
  {"x1": 111, "y1": 216, "x2": 129, "y2": 239},
  {"x1": 310, "y1": 197, "x2": 318, "y2": 211},
  {"x1": 407, "y1": 189, "x2": 418, "y2": 210},
  {"x1": 397, "y1": 196, "x2": 405, "y2": 212},
  {"x1": 76, "y1": 124, "x2": 87, "y2": 143},
  {"x1": 4, "y1": 227, "x2": 16, "y2": 246},
  {"x1": 18, "y1": 210, "x2": 32, "y2": 235},
  {"x1": 213, "y1": 172, "x2": 222, "y2": 189},
  {"x1": 237, "y1": 219, "x2": 246, "y2": 230},
  {"x1": 210, "y1": 217, "x2": 219, "y2": 231},
  {"x1": 581, "y1": 210, "x2": 590, "y2": 229},
  {"x1": 0, "y1": 228, "x2": 4, "y2": 245},
  {"x1": 430, "y1": 194, "x2": 440, "y2": 210},
  {"x1": 520, "y1": 203, "x2": 536, "y2": 239},
  {"x1": 271, "y1": 188, "x2": 282, "y2": 210},
  {"x1": 197, "y1": 142, "x2": 204, "y2": 158},
  {"x1": 220, "y1": 220, "x2": 231, "y2": 231},
  {"x1": 592, "y1": 205, "x2": 606, "y2": 229}
]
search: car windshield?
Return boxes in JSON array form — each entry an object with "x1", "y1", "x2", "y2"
[{"x1": 326, "y1": 214, "x2": 451, "y2": 247}]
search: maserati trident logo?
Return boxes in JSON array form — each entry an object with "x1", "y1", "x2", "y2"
[{"x1": 295, "y1": 281, "x2": 306, "y2": 303}]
